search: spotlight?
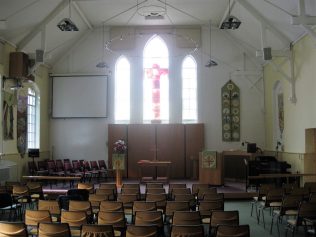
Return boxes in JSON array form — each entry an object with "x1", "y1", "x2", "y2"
[
  {"x1": 57, "y1": 18, "x2": 78, "y2": 31},
  {"x1": 220, "y1": 16, "x2": 241, "y2": 30}
]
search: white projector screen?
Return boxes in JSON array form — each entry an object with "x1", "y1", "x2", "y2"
[{"x1": 52, "y1": 75, "x2": 108, "y2": 118}]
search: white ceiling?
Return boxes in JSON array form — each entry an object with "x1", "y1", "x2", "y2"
[{"x1": 0, "y1": 0, "x2": 315, "y2": 65}]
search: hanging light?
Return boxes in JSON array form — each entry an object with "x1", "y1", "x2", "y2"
[
  {"x1": 57, "y1": 0, "x2": 79, "y2": 31},
  {"x1": 96, "y1": 24, "x2": 109, "y2": 69},
  {"x1": 220, "y1": 0, "x2": 241, "y2": 30},
  {"x1": 205, "y1": 21, "x2": 218, "y2": 67}
]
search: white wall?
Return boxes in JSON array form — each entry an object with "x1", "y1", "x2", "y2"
[{"x1": 52, "y1": 26, "x2": 265, "y2": 163}]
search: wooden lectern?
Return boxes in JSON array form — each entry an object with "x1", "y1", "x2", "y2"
[{"x1": 199, "y1": 151, "x2": 223, "y2": 185}]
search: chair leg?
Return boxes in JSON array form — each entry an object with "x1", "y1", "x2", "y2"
[
  {"x1": 262, "y1": 209, "x2": 266, "y2": 228},
  {"x1": 270, "y1": 213, "x2": 275, "y2": 234}
]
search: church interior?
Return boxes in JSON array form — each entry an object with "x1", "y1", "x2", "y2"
[{"x1": 1, "y1": 0, "x2": 316, "y2": 236}]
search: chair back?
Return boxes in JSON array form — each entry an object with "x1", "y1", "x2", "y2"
[
  {"x1": 122, "y1": 183, "x2": 140, "y2": 189},
  {"x1": 117, "y1": 194, "x2": 138, "y2": 209},
  {"x1": 61, "y1": 210, "x2": 87, "y2": 227},
  {"x1": 80, "y1": 224, "x2": 114, "y2": 237},
  {"x1": 133, "y1": 201, "x2": 157, "y2": 216},
  {"x1": 169, "y1": 184, "x2": 187, "y2": 190},
  {"x1": 0, "y1": 222, "x2": 27, "y2": 237},
  {"x1": 135, "y1": 211, "x2": 163, "y2": 228},
  {"x1": 67, "y1": 189, "x2": 89, "y2": 201},
  {"x1": 145, "y1": 193, "x2": 167, "y2": 210},
  {"x1": 174, "y1": 194, "x2": 197, "y2": 209},
  {"x1": 198, "y1": 200, "x2": 224, "y2": 217},
  {"x1": 68, "y1": 200, "x2": 92, "y2": 215},
  {"x1": 146, "y1": 188, "x2": 166, "y2": 194},
  {"x1": 126, "y1": 225, "x2": 158, "y2": 237},
  {"x1": 172, "y1": 211, "x2": 201, "y2": 225},
  {"x1": 100, "y1": 201, "x2": 123, "y2": 212},
  {"x1": 77, "y1": 183, "x2": 94, "y2": 194},
  {"x1": 192, "y1": 184, "x2": 209, "y2": 195},
  {"x1": 97, "y1": 211, "x2": 126, "y2": 228},
  {"x1": 170, "y1": 188, "x2": 191, "y2": 199},
  {"x1": 197, "y1": 187, "x2": 217, "y2": 200},
  {"x1": 89, "y1": 194, "x2": 108, "y2": 209},
  {"x1": 203, "y1": 193, "x2": 224, "y2": 201},
  {"x1": 38, "y1": 222, "x2": 71, "y2": 237},
  {"x1": 170, "y1": 225, "x2": 204, "y2": 237},
  {"x1": 210, "y1": 210, "x2": 239, "y2": 228},
  {"x1": 146, "y1": 183, "x2": 163, "y2": 189},
  {"x1": 98, "y1": 160, "x2": 107, "y2": 169},
  {"x1": 25, "y1": 210, "x2": 52, "y2": 226},
  {"x1": 215, "y1": 224, "x2": 250, "y2": 237},
  {"x1": 95, "y1": 188, "x2": 116, "y2": 200},
  {"x1": 165, "y1": 201, "x2": 190, "y2": 217},
  {"x1": 90, "y1": 161, "x2": 100, "y2": 170}
]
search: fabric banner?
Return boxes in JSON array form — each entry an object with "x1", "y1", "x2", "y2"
[
  {"x1": 3, "y1": 91, "x2": 16, "y2": 140},
  {"x1": 201, "y1": 150, "x2": 217, "y2": 169},
  {"x1": 17, "y1": 94, "x2": 28, "y2": 158}
]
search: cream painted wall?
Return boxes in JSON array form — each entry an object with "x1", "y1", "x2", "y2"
[
  {"x1": 52, "y1": 26, "x2": 265, "y2": 163},
  {"x1": 264, "y1": 33, "x2": 316, "y2": 177},
  {"x1": 0, "y1": 42, "x2": 51, "y2": 180},
  {"x1": 264, "y1": 34, "x2": 316, "y2": 153}
]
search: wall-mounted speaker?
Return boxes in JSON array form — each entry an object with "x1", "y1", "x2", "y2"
[
  {"x1": 263, "y1": 47, "x2": 272, "y2": 60},
  {"x1": 35, "y1": 49, "x2": 44, "y2": 63}
]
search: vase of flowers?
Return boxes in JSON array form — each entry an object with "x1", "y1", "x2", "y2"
[{"x1": 112, "y1": 139, "x2": 127, "y2": 187}]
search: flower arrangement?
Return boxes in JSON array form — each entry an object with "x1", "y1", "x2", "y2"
[{"x1": 113, "y1": 139, "x2": 127, "y2": 154}]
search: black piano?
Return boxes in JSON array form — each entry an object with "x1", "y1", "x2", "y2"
[{"x1": 248, "y1": 155, "x2": 292, "y2": 186}]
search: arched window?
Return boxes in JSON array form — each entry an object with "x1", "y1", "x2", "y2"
[
  {"x1": 273, "y1": 81, "x2": 284, "y2": 149},
  {"x1": 27, "y1": 87, "x2": 40, "y2": 148},
  {"x1": 143, "y1": 35, "x2": 169, "y2": 122},
  {"x1": 115, "y1": 56, "x2": 130, "y2": 122},
  {"x1": 182, "y1": 55, "x2": 197, "y2": 122}
]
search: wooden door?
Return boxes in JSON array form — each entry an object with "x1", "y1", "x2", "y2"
[
  {"x1": 185, "y1": 124, "x2": 204, "y2": 179},
  {"x1": 156, "y1": 124, "x2": 185, "y2": 179},
  {"x1": 127, "y1": 124, "x2": 156, "y2": 179}
]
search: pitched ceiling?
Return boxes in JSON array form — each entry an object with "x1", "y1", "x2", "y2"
[{"x1": 0, "y1": 0, "x2": 315, "y2": 65}]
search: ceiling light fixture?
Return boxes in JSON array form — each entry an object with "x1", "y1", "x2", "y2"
[
  {"x1": 57, "y1": 0, "x2": 78, "y2": 31},
  {"x1": 205, "y1": 21, "x2": 217, "y2": 67},
  {"x1": 220, "y1": 0, "x2": 241, "y2": 30},
  {"x1": 96, "y1": 24, "x2": 109, "y2": 69}
]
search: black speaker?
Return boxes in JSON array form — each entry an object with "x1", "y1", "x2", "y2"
[
  {"x1": 247, "y1": 143, "x2": 257, "y2": 153},
  {"x1": 28, "y1": 149, "x2": 40, "y2": 158},
  {"x1": 263, "y1": 47, "x2": 272, "y2": 60}
]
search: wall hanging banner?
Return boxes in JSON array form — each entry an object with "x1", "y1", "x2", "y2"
[
  {"x1": 17, "y1": 94, "x2": 28, "y2": 158},
  {"x1": 3, "y1": 91, "x2": 16, "y2": 140},
  {"x1": 222, "y1": 80, "x2": 240, "y2": 142}
]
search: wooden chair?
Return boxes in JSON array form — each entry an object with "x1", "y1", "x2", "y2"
[
  {"x1": 68, "y1": 200, "x2": 93, "y2": 219},
  {"x1": 95, "y1": 188, "x2": 116, "y2": 201},
  {"x1": 197, "y1": 187, "x2": 217, "y2": 200},
  {"x1": 12, "y1": 185, "x2": 35, "y2": 211},
  {"x1": 61, "y1": 210, "x2": 87, "y2": 236},
  {"x1": 169, "y1": 184, "x2": 186, "y2": 190},
  {"x1": 145, "y1": 193, "x2": 167, "y2": 213},
  {"x1": 250, "y1": 184, "x2": 274, "y2": 217},
  {"x1": 170, "y1": 225, "x2": 204, "y2": 237},
  {"x1": 172, "y1": 211, "x2": 201, "y2": 225},
  {"x1": 80, "y1": 224, "x2": 114, "y2": 237},
  {"x1": 97, "y1": 211, "x2": 126, "y2": 237},
  {"x1": 25, "y1": 210, "x2": 52, "y2": 235},
  {"x1": 290, "y1": 187, "x2": 310, "y2": 200},
  {"x1": 122, "y1": 184, "x2": 140, "y2": 189},
  {"x1": 203, "y1": 193, "x2": 224, "y2": 202},
  {"x1": 132, "y1": 201, "x2": 157, "y2": 217},
  {"x1": 270, "y1": 195, "x2": 301, "y2": 236},
  {"x1": 126, "y1": 225, "x2": 158, "y2": 237},
  {"x1": 89, "y1": 194, "x2": 108, "y2": 213},
  {"x1": 117, "y1": 194, "x2": 138, "y2": 215},
  {"x1": 67, "y1": 189, "x2": 90, "y2": 201},
  {"x1": 121, "y1": 188, "x2": 141, "y2": 199},
  {"x1": 98, "y1": 184, "x2": 117, "y2": 200},
  {"x1": 146, "y1": 183, "x2": 164, "y2": 189},
  {"x1": 37, "y1": 222, "x2": 71, "y2": 237},
  {"x1": 257, "y1": 188, "x2": 284, "y2": 228},
  {"x1": 146, "y1": 188, "x2": 166, "y2": 195},
  {"x1": 135, "y1": 211, "x2": 164, "y2": 229},
  {"x1": 77, "y1": 183, "x2": 94, "y2": 194},
  {"x1": 304, "y1": 182, "x2": 316, "y2": 194},
  {"x1": 165, "y1": 201, "x2": 190, "y2": 224},
  {"x1": 170, "y1": 188, "x2": 191, "y2": 200},
  {"x1": 38, "y1": 200, "x2": 61, "y2": 222},
  {"x1": 198, "y1": 200, "x2": 224, "y2": 223},
  {"x1": 191, "y1": 183, "x2": 209, "y2": 196},
  {"x1": 0, "y1": 222, "x2": 27, "y2": 237},
  {"x1": 215, "y1": 224, "x2": 250, "y2": 237},
  {"x1": 174, "y1": 194, "x2": 197, "y2": 210},
  {"x1": 100, "y1": 201, "x2": 124, "y2": 212},
  {"x1": 27, "y1": 182, "x2": 45, "y2": 201},
  {"x1": 0, "y1": 192, "x2": 22, "y2": 221},
  {"x1": 5, "y1": 181, "x2": 21, "y2": 194},
  {"x1": 285, "y1": 202, "x2": 316, "y2": 237},
  {"x1": 209, "y1": 211, "x2": 239, "y2": 236}
]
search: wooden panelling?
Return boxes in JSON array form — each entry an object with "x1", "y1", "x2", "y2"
[
  {"x1": 127, "y1": 124, "x2": 156, "y2": 179},
  {"x1": 156, "y1": 124, "x2": 185, "y2": 179},
  {"x1": 185, "y1": 124, "x2": 204, "y2": 179},
  {"x1": 108, "y1": 124, "x2": 128, "y2": 177}
]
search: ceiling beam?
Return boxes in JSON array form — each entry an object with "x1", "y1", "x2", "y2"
[
  {"x1": 235, "y1": 0, "x2": 291, "y2": 47},
  {"x1": 72, "y1": 2, "x2": 93, "y2": 30},
  {"x1": 17, "y1": 0, "x2": 68, "y2": 51}
]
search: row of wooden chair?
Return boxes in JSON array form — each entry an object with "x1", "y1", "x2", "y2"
[{"x1": 0, "y1": 221, "x2": 250, "y2": 237}]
